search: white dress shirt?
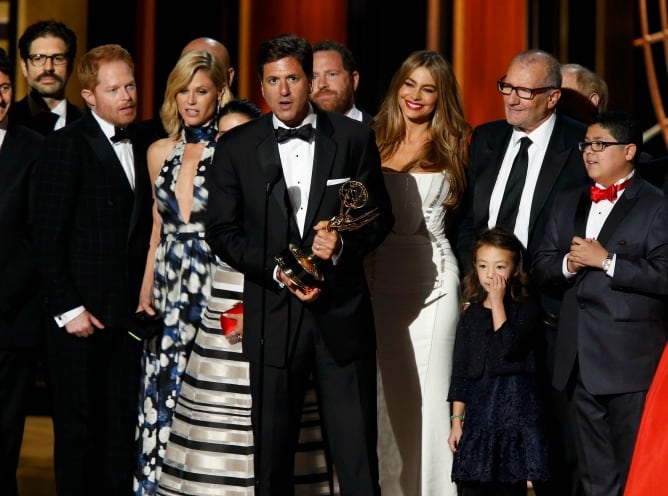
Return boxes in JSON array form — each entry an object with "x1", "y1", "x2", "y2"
[
  {"x1": 489, "y1": 113, "x2": 557, "y2": 247},
  {"x1": 274, "y1": 110, "x2": 317, "y2": 237},
  {"x1": 0, "y1": 119, "x2": 7, "y2": 147},
  {"x1": 91, "y1": 111, "x2": 135, "y2": 190}
]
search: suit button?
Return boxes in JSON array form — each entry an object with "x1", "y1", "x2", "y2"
[{"x1": 579, "y1": 303, "x2": 585, "y2": 309}]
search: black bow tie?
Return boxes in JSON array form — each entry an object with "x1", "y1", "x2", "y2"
[
  {"x1": 111, "y1": 126, "x2": 131, "y2": 143},
  {"x1": 275, "y1": 124, "x2": 314, "y2": 143}
]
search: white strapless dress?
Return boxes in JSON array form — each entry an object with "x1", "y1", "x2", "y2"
[{"x1": 366, "y1": 171, "x2": 460, "y2": 496}]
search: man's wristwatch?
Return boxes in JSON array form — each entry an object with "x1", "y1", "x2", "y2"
[{"x1": 601, "y1": 252, "x2": 613, "y2": 271}]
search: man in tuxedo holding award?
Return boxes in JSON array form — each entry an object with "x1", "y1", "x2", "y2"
[{"x1": 206, "y1": 34, "x2": 393, "y2": 495}]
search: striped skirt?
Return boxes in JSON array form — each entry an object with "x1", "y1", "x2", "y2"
[{"x1": 158, "y1": 264, "x2": 333, "y2": 495}]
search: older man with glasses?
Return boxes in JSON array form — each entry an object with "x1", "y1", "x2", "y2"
[
  {"x1": 454, "y1": 49, "x2": 588, "y2": 496},
  {"x1": 9, "y1": 20, "x2": 83, "y2": 135}
]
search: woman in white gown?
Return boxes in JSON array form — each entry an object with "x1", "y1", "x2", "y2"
[{"x1": 366, "y1": 50, "x2": 470, "y2": 496}]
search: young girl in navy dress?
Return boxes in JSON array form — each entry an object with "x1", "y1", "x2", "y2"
[{"x1": 448, "y1": 227, "x2": 549, "y2": 496}]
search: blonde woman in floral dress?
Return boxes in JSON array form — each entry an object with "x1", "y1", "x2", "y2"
[{"x1": 133, "y1": 50, "x2": 231, "y2": 495}]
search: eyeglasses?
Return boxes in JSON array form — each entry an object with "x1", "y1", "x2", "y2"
[
  {"x1": 27, "y1": 53, "x2": 68, "y2": 67},
  {"x1": 497, "y1": 79, "x2": 556, "y2": 100},
  {"x1": 578, "y1": 141, "x2": 630, "y2": 152}
]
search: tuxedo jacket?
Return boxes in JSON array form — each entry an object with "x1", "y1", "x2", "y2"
[
  {"x1": 32, "y1": 111, "x2": 154, "y2": 327},
  {"x1": 360, "y1": 108, "x2": 374, "y2": 125},
  {"x1": 0, "y1": 124, "x2": 44, "y2": 347},
  {"x1": 9, "y1": 93, "x2": 83, "y2": 136},
  {"x1": 455, "y1": 113, "x2": 587, "y2": 267},
  {"x1": 207, "y1": 108, "x2": 394, "y2": 367},
  {"x1": 532, "y1": 175, "x2": 668, "y2": 395}
]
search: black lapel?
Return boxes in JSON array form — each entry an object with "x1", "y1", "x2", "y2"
[
  {"x1": 574, "y1": 190, "x2": 591, "y2": 237},
  {"x1": 596, "y1": 194, "x2": 639, "y2": 247},
  {"x1": 83, "y1": 113, "x2": 134, "y2": 196},
  {"x1": 474, "y1": 125, "x2": 512, "y2": 225},
  {"x1": 302, "y1": 110, "x2": 336, "y2": 241},
  {"x1": 529, "y1": 117, "x2": 577, "y2": 231}
]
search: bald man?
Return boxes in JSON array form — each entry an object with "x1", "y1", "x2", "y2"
[{"x1": 182, "y1": 37, "x2": 235, "y2": 87}]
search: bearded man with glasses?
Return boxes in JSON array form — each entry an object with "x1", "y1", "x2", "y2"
[
  {"x1": 454, "y1": 49, "x2": 588, "y2": 496},
  {"x1": 9, "y1": 20, "x2": 83, "y2": 136}
]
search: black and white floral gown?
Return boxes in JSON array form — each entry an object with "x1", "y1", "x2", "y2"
[{"x1": 134, "y1": 128, "x2": 218, "y2": 496}]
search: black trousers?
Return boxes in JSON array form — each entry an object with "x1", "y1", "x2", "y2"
[
  {"x1": 459, "y1": 480, "x2": 527, "y2": 496},
  {"x1": 568, "y1": 370, "x2": 645, "y2": 496},
  {"x1": 533, "y1": 321, "x2": 584, "y2": 496},
  {"x1": 46, "y1": 322, "x2": 142, "y2": 496},
  {"x1": 250, "y1": 314, "x2": 379, "y2": 496},
  {"x1": 0, "y1": 347, "x2": 39, "y2": 496}
]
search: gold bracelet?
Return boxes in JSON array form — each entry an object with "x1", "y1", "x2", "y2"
[{"x1": 450, "y1": 414, "x2": 465, "y2": 421}]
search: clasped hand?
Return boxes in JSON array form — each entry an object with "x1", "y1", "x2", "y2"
[
  {"x1": 567, "y1": 236, "x2": 607, "y2": 272},
  {"x1": 277, "y1": 220, "x2": 341, "y2": 302}
]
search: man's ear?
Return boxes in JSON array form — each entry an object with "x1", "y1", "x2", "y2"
[
  {"x1": 20, "y1": 60, "x2": 28, "y2": 78},
  {"x1": 352, "y1": 70, "x2": 360, "y2": 92},
  {"x1": 81, "y1": 88, "x2": 95, "y2": 108},
  {"x1": 590, "y1": 92, "x2": 600, "y2": 110},
  {"x1": 546, "y1": 88, "x2": 561, "y2": 110}
]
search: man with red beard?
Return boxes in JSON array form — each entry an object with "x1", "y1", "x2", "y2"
[
  {"x1": 9, "y1": 20, "x2": 82, "y2": 135},
  {"x1": 32, "y1": 44, "x2": 155, "y2": 496},
  {"x1": 310, "y1": 40, "x2": 373, "y2": 124}
]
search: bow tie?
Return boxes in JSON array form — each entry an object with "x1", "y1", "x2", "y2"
[
  {"x1": 111, "y1": 126, "x2": 131, "y2": 143},
  {"x1": 275, "y1": 124, "x2": 314, "y2": 143},
  {"x1": 590, "y1": 178, "x2": 632, "y2": 203}
]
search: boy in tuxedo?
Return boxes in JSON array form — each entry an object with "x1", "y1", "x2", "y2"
[{"x1": 533, "y1": 111, "x2": 668, "y2": 496}]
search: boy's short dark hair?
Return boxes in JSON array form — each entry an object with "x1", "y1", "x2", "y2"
[{"x1": 591, "y1": 111, "x2": 643, "y2": 163}]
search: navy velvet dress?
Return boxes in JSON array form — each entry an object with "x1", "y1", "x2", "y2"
[{"x1": 448, "y1": 299, "x2": 549, "y2": 484}]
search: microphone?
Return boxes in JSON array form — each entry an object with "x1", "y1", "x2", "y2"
[
  {"x1": 265, "y1": 164, "x2": 283, "y2": 194},
  {"x1": 257, "y1": 163, "x2": 282, "y2": 493}
]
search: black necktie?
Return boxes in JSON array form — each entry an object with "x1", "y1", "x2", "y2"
[
  {"x1": 496, "y1": 136, "x2": 532, "y2": 230},
  {"x1": 111, "y1": 126, "x2": 131, "y2": 143},
  {"x1": 275, "y1": 124, "x2": 314, "y2": 143}
]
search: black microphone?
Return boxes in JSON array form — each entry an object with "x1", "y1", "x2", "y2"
[
  {"x1": 257, "y1": 163, "x2": 282, "y2": 494},
  {"x1": 265, "y1": 163, "x2": 283, "y2": 194}
]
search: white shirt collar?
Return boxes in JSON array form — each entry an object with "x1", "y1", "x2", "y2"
[
  {"x1": 52, "y1": 99, "x2": 67, "y2": 120},
  {"x1": 345, "y1": 105, "x2": 363, "y2": 122},
  {"x1": 594, "y1": 170, "x2": 635, "y2": 190},
  {"x1": 90, "y1": 110, "x2": 120, "y2": 142},
  {"x1": 511, "y1": 112, "x2": 557, "y2": 148}
]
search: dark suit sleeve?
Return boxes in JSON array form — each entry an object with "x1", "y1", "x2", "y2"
[
  {"x1": 334, "y1": 127, "x2": 394, "y2": 264},
  {"x1": 611, "y1": 196, "x2": 668, "y2": 296},
  {"x1": 531, "y1": 193, "x2": 575, "y2": 291},
  {"x1": 206, "y1": 136, "x2": 253, "y2": 275},
  {"x1": 0, "y1": 129, "x2": 43, "y2": 312},
  {"x1": 32, "y1": 133, "x2": 84, "y2": 315}
]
